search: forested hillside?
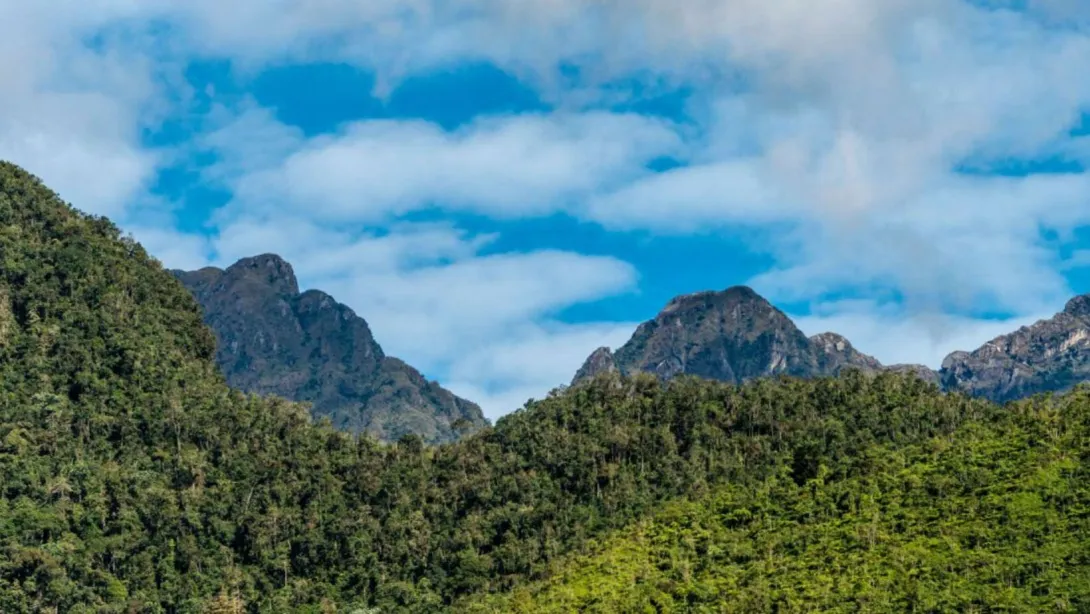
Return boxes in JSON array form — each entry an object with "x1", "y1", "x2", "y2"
[
  {"x1": 2, "y1": 160, "x2": 1089, "y2": 613},
  {"x1": 465, "y1": 388, "x2": 1090, "y2": 612}
]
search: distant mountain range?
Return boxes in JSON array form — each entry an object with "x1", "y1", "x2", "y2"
[
  {"x1": 572, "y1": 285, "x2": 1090, "y2": 404},
  {"x1": 173, "y1": 255, "x2": 487, "y2": 444},
  {"x1": 175, "y1": 256, "x2": 1090, "y2": 444}
]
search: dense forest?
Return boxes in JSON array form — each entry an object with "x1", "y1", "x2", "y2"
[
  {"x1": 465, "y1": 389, "x2": 1090, "y2": 612},
  {"x1": 1, "y1": 160, "x2": 1089, "y2": 613}
]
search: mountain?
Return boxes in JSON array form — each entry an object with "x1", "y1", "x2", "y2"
[
  {"x1": 3, "y1": 160, "x2": 1089, "y2": 612},
  {"x1": 575, "y1": 285, "x2": 1090, "y2": 401},
  {"x1": 808, "y1": 331, "x2": 886, "y2": 375},
  {"x1": 573, "y1": 286, "x2": 889, "y2": 386},
  {"x1": 174, "y1": 255, "x2": 487, "y2": 444},
  {"x1": 941, "y1": 294, "x2": 1090, "y2": 403}
]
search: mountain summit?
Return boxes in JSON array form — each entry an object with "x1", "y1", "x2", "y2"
[
  {"x1": 574, "y1": 286, "x2": 884, "y2": 386},
  {"x1": 575, "y1": 286, "x2": 1090, "y2": 403},
  {"x1": 940, "y1": 294, "x2": 1090, "y2": 403},
  {"x1": 175, "y1": 256, "x2": 487, "y2": 443}
]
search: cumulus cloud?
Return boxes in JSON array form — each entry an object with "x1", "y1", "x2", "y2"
[
  {"x1": 316, "y1": 247, "x2": 639, "y2": 370},
  {"x1": 587, "y1": 159, "x2": 792, "y2": 231},
  {"x1": 792, "y1": 300, "x2": 1056, "y2": 368},
  {"x1": 0, "y1": 2, "x2": 165, "y2": 216},
  {"x1": 205, "y1": 108, "x2": 680, "y2": 222},
  {"x1": 578, "y1": 1, "x2": 1090, "y2": 326},
  {"x1": 444, "y1": 321, "x2": 639, "y2": 419},
  {"x1": 187, "y1": 0, "x2": 1090, "y2": 325}
]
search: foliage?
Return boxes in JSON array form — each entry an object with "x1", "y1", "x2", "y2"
[
  {"x1": 464, "y1": 391, "x2": 1090, "y2": 613},
  {"x1": 1, "y1": 161, "x2": 1088, "y2": 613}
]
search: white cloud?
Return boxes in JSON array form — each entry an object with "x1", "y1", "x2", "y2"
[
  {"x1": 0, "y1": 3, "x2": 165, "y2": 217},
  {"x1": 792, "y1": 300, "x2": 1058, "y2": 368},
  {"x1": 319, "y1": 249, "x2": 638, "y2": 366},
  {"x1": 568, "y1": 1, "x2": 1090, "y2": 326},
  {"x1": 586, "y1": 159, "x2": 793, "y2": 231},
  {"x1": 205, "y1": 109, "x2": 680, "y2": 222},
  {"x1": 444, "y1": 321, "x2": 638, "y2": 419}
]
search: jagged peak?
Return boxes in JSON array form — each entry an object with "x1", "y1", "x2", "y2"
[
  {"x1": 941, "y1": 350, "x2": 971, "y2": 370},
  {"x1": 659, "y1": 285, "x2": 770, "y2": 315},
  {"x1": 572, "y1": 346, "x2": 618, "y2": 385},
  {"x1": 224, "y1": 253, "x2": 299, "y2": 296},
  {"x1": 583, "y1": 346, "x2": 613, "y2": 360},
  {"x1": 810, "y1": 332, "x2": 854, "y2": 352},
  {"x1": 189, "y1": 265, "x2": 225, "y2": 276},
  {"x1": 296, "y1": 289, "x2": 370, "y2": 325},
  {"x1": 1064, "y1": 294, "x2": 1090, "y2": 318}
]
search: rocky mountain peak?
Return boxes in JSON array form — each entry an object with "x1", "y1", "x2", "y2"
[
  {"x1": 658, "y1": 286, "x2": 771, "y2": 318},
  {"x1": 809, "y1": 332, "x2": 884, "y2": 374},
  {"x1": 176, "y1": 256, "x2": 487, "y2": 443},
  {"x1": 941, "y1": 350, "x2": 971, "y2": 371},
  {"x1": 603, "y1": 286, "x2": 817, "y2": 384},
  {"x1": 810, "y1": 332, "x2": 853, "y2": 354},
  {"x1": 1064, "y1": 294, "x2": 1090, "y2": 318},
  {"x1": 224, "y1": 253, "x2": 299, "y2": 296},
  {"x1": 571, "y1": 346, "x2": 618, "y2": 385},
  {"x1": 571, "y1": 287, "x2": 951, "y2": 388},
  {"x1": 940, "y1": 299, "x2": 1090, "y2": 403}
]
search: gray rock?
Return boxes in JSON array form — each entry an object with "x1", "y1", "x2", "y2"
[
  {"x1": 572, "y1": 347, "x2": 618, "y2": 385},
  {"x1": 174, "y1": 254, "x2": 488, "y2": 444},
  {"x1": 573, "y1": 286, "x2": 890, "y2": 387},
  {"x1": 939, "y1": 295, "x2": 1090, "y2": 403}
]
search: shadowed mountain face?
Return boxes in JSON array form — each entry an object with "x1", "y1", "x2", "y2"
[
  {"x1": 941, "y1": 294, "x2": 1090, "y2": 403},
  {"x1": 175, "y1": 255, "x2": 487, "y2": 443},
  {"x1": 574, "y1": 285, "x2": 1090, "y2": 404},
  {"x1": 573, "y1": 287, "x2": 891, "y2": 386}
]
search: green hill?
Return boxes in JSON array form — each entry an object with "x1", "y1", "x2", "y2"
[
  {"x1": 1, "y1": 160, "x2": 1089, "y2": 613},
  {"x1": 462, "y1": 390, "x2": 1090, "y2": 613}
]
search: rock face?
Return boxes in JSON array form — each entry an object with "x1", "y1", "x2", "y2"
[
  {"x1": 574, "y1": 285, "x2": 1090, "y2": 404},
  {"x1": 610, "y1": 287, "x2": 817, "y2": 383},
  {"x1": 940, "y1": 294, "x2": 1090, "y2": 403},
  {"x1": 572, "y1": 347, "x2": 618, "y2": 383},
  {"x1": 573, "y1": 286, "x2": 887, "y2": 386},
  {"x1": 809, "y1": 332, "x2": 884, "y2": 375},
  {"x1": 175, "y1": 255, "x2": 487, "y2": 443}
]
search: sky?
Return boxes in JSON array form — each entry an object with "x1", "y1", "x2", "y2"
[{"x1": 2, "y1": 0, "x2": 1090, "y2": 420}]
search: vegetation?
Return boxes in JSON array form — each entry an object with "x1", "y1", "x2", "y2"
[
  {"x1": 1, "y1": 161, "x2": 1089, "y2": 613},
  {"x1": 464, "y1": 389, "x2": 1090, "y2": 612}
]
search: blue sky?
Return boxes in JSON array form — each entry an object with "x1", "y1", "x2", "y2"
[{"x1": 2, "y1": 0, "x2": 1090, "y2": 418}]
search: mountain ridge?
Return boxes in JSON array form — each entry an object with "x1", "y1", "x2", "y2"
[
  {"x1": 573, "y1": 285, "x2": 885, "y2": 386},
  {"x1": 940, "y1": 292, "x2": 1090, "y2": 402},
  {"x1": 573, "y1": 284, "x2": 1089, "y2": 402},
  {"x1": 173, "y1": 254, "x2": 488, "y2": 444}
]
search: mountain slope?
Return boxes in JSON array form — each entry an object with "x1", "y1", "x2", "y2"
[
  {"x1": 0, "y1": 164, "x2": 1004, "y2": 611},
  {"x1": 569, "y1": 286, "x2": 1090, "y2": 400},
  {"x1": 175, "y1": 256, "x2": 486, "y2": 443},
  {"x1": 464, "y1": 388, "x2": 1090, "y2": 613},
  {"x1": 941, "y1": 295, "x2": 1090, "y2": 403},
  {"x1": 5, "y1": 160, "x2": 1088, "y2": 613},
  {"x1": 0, "y1": 161, "x2": 344, "y2": 611},
  {"x1": 573, "y1": 286, "x2": 888, "y2": 386}
]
